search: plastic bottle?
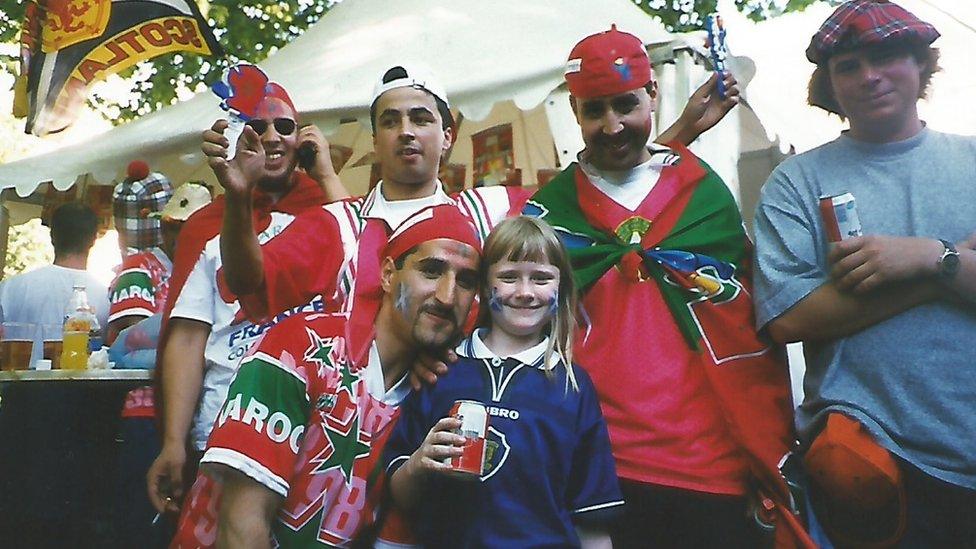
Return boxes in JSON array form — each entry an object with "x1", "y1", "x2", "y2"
[{"x1": 61, "y1": 285, "x2": 95, "y2": 370}]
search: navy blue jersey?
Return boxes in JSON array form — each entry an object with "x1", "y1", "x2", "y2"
[{"x1": 383, "y1": 332, "x2": 623, "y2": 548}]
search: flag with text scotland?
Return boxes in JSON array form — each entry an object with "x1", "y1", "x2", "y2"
[{"x1": 16, "y1": 0, "x2": 222, "y2": 136}]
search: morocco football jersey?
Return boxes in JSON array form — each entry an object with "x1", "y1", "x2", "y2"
[
  {"x1": 172, "y1": 311, "x2": 408, "y2": 548},
  {"x1": 108, "y1": 248, "x2": 171, "y2": 418}
]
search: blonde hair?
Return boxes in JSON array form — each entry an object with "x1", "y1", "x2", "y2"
[{"x1": 478, "y1": 216, "x2": 580, "y2": 391}]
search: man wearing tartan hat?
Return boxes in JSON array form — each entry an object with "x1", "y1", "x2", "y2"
[
  {"x1": 753, "y1": 1, "x2": 976, "y2": 545},
  {"x1": 113, "y1": 159, "x2": 174, "y2": 254},
  {"x1": 525, "y1": 25, "x2": 809, "y2": 548}
]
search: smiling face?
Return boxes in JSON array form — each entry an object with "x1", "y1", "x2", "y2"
[
  {"x1": 572, "y1": 85, "x2": 656, "y2": 172},
  {"x1": 827, "y1": 43, "x2": 925, "y2": 142},
  {"x1": 372, "y1": 87, "x2": 453, "y2": 195},
  {"x1": 384, "y1": 238, "x2": 480, "y2": 352},
  {"x1": 486, "y1": 259, "x2": 560, "y2": 342},
  {"x1": 250, "y1": 97, "x2": 299, "y2": 192}
]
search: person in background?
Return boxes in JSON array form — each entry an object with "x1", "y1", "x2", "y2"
[
  {"x1": 0, "y1": 202, "x2": 108, "y2": 547},
  {"x1": 0, "y1": 201, "x2": 108, "y2": 338},
  {"x1": 753, "y1": 1, "x2": 976, "y2": 546},
  {"x1": 108, "y1": 182, "x2": 211, "y2": 548},
  {"x1": 112, "y1": 159, "x2": 174, "y2": 261}
]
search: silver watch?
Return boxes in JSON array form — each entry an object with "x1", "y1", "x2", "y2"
[{"x1": 937, "y1": 239, "x2": 960, "y2": 280}]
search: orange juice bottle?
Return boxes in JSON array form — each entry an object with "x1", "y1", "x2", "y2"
[{"x1": 61, "y1": 285, "x2": 95, "y2": 370}]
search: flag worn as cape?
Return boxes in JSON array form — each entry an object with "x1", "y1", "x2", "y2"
[
  {"x1": 152, "y1": 173, "x2": 325, "y2": 433},
  {"x1": 525, "y1": 145, "x2": 814, "y2": 548},
  {"x1": 16, "y1": 0, "x2": 222, "y2": 136}
]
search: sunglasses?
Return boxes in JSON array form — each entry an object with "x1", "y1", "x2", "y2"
[{"x1": 245, "y1": 118, "x2": 297, "y2": 136}]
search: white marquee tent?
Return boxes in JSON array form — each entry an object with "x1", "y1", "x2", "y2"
[{"x1": 0, "y1": 0, "x2": 753, "y2": 227}]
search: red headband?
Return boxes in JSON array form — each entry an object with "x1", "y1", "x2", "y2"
[{"x1": 384, "y1": 204, "x2": 482, "y2": 261}]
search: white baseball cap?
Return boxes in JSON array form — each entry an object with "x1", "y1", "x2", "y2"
[
  {"x1": 153, "y1": 183, "x2": 212, "y2": 222},
  {"x1": 371, "y1": 63, "x2": 450, "y2": 108}
]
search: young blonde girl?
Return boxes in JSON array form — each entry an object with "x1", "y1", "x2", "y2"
[{"x1": 381, "y1": 216, "x2": 622, "y2": 548}]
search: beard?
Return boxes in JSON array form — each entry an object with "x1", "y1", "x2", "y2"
[{"x1": 411, "y1": 302, "x2": 462, "y2": 352}]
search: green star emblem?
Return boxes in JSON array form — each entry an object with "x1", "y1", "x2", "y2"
[
  {"x1": 303, "y1": 327, "x2": 336, "y2": 370},
  {"x1": 337, "y1": 363, "x2": 357, "y2": 396},
  {"x1": 315, "y1": 415, "x2": 371, "y2": 485}
]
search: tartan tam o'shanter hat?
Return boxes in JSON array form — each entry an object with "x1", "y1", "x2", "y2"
[
  {"x1": 806, "y1": 0, "x2": 939, "y2": 64},
  {"x1": 565, "y1": 24, "x2": 653, "y2": 99},
  {"x1": 113, "y1": 161, "x2": 174, "y2": 250}
]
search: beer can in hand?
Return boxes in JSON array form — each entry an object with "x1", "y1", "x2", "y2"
[
  {"x1": 447, "y1": 400, "x2": 489, "y2": 477},
  {"x1": 819, "y1": 193, "x2": 863, "y2": 242}
]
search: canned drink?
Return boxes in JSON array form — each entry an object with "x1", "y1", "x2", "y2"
[
  {"x1": 819, "y1": 193, "x2": 863, "y2": 242},
  {"x1": 447, "y1": 400, "x2": 489, "y2": 476}
]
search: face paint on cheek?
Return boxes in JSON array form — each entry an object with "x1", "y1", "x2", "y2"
[
  {"x1": 547, "y1": 289, "x2": 559, "y2": 317},
  {"x1": 394, "y1": 281, "x2": 411, "y2": 316},
  {"x1": 488, "y1": 287, "x2": 503, "y2": 312}
]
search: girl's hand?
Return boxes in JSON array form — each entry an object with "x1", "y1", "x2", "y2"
[{"x1": 405, "y1": 417, "x2": 464, "y2": 476}]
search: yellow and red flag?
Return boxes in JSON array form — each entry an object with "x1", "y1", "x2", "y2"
[{"x1": 15, "y1": 0, "x2": 222, "y2": 136}]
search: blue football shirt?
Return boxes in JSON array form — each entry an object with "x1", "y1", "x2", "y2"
[{"x1": 383, "y1": 330, "x2": 623, "y2": 548}]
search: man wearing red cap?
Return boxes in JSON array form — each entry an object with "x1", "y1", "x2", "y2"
[
  {"x1": 753, "y1": 0, "x2": 976, "y2": 545},
  {"x1": 170, "y1": 205, "x2": 482, "y2": 548},
  {"x1": 146, "y1": 80, "x2": 349, "y2": 519},
  {"x1": 526, "y1": 26, "x2": 805, "y2": 547},
  {"x1": 212, "y1": 60, "x2": 735, "y2": 395}
]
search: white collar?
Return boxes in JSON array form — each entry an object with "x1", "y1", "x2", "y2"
[
  {"x1": 361, "y1": 180, "x2": 453, "y2": 227},
  {"x1": 455, "y1": 329, "x2": 559, "y2": 369},
  {"x1": 362, "y1": 341, "x2": 411, "y2": 405}
]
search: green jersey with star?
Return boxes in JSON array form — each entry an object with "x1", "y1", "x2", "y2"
[{"x1": 172, "y1": 312, "x2": 400, "y2": 548}]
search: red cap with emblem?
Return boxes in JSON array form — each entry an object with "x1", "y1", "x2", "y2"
[
  {"x1": 384, "y1": 204, "x2": 482, "y2": 262},
  {"x1": 565, "y1": 24, "x2": 653, "y2": 99}
]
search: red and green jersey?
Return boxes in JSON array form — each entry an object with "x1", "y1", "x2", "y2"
[
  {"x1": 109, "y1": 249, "x2": 170, "y2": 418},
  {"x1": 525, "y1": 144, "x2": 800, "y2": 536},
  {"x1": 172, "y1": 312, "x2": 401, "y2": 548},
  {"x1": 109, "y1": 249, "x2": 171, "y2": 323}
]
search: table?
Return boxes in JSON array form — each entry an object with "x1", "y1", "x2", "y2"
[
  {"x1": 0, "y1": 368, "x2": 156, "y2": 547},
  {"x1": 0, "y1": 368, "x2": 152, "y2": 382}
]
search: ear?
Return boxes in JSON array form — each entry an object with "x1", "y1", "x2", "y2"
[
  {"x1": 380, "y1": 256, "x2": 398, "y2": 294},
  {"x1": 646, "y1": 80, "x2": 659, "y2": 111},
  {"x1": 441, "y1": 124, "x2": 454, "y2": 153},
  {"x1": 569, "y1": 95, "x2": 582, "y2": 125}
]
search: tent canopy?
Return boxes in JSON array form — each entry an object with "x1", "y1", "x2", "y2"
[{"x1": 0, "y1": 0, "x2": 706, "y2": 208}]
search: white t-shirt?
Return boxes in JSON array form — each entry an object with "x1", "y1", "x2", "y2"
[
  {"x1": 171, "y1": 211, "x2": 324, "y2": 450},
  {"x1": 0, "y1": 264, "x2": 110, "y2": 364},
  {"x1": 579, "y1": 147, "x2": 679, "y2": 210}
]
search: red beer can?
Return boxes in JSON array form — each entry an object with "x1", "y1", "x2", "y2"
[
  {"x1": 448, "y1": 400, "x2": 489, "y2": 476},
  {"x1": 819, "y1": 192, "x2": 863, "y2": 243}
]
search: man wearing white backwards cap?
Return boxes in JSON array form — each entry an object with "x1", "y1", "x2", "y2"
[{"x1": 217, "y1": 62, "x2": 735, "y2": 382}]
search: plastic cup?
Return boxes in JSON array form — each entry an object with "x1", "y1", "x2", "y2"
[
  {"x1": 1, "y1": 322, "x2": 36, "y2": 371},
  {"x1": 40, "y1": 324, "x2": 63, "y2": 370}
]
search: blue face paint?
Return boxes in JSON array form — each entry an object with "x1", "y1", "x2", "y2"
[
  {"x1": 547, "y1": 289, "x2": 559, "y2": 317},
  {"x1": 488, "y1": 287, "x2": 504, "y2": 312},
  {"x1": 394, "y1": 282, "x2": 410, "y2": 315}
]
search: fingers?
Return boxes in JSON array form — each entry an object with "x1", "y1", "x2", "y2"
[
  {"x1": 834, "y1": 256, "x2": 874, "y2": 292},
  {"x1": 239, "y1": 125, "x2": 263, "y2": 154},
  {"x1": 147, "y1": 457, "x2": 184, "y2": 514},
  {"x1": 692, "y1": 72, "x2": 719, "y2": 99},
  {"x1": 827, "y1": 236, "x2": 863, "y2": 264}
]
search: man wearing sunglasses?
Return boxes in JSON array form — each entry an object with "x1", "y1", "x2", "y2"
[
  {"x1": 146, "y1": 82, "x2": 349, "y2": 524},
  {"x1": 215, "y1": 63, "x2": 736, "y2": 368}
]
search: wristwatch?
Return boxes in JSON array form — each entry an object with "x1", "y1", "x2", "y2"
[{"x1": 937, "y1": 239, "x2": 960, "y2": 280}]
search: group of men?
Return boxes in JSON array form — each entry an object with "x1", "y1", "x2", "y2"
[{"x1": 141, "y1": 1, "x2": 974, "y2": 547}]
